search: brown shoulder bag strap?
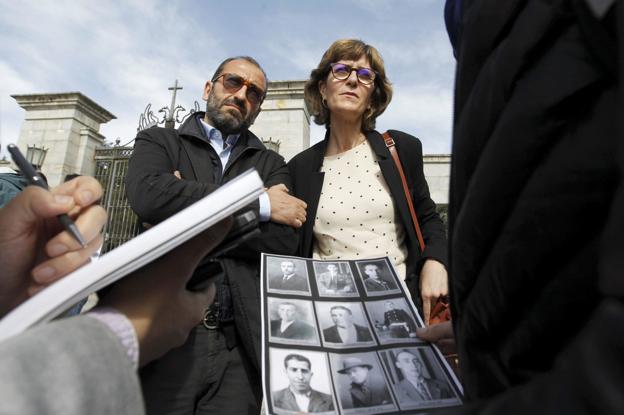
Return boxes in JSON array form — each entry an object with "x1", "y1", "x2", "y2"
[{"x1": 382, "y1": 131, "x2": 426, "y2": 253}]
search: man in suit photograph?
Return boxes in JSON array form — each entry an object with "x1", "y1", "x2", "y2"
[
  {"x1": 316, "y1": 263, "x2": 354, "y2": 294},
  {"x1": 268, "y1": 259, "x2": 309, "y2": 292},
  {"x1": 270, "y1": 302, "x2": 315, "y2": 340},
  {"x1": 382, "y1": 301, "x2": 417, "y2": 338},
  {"x1": 393, "y1": 350, "x2": 452, "y2": 402},
  {"x1": 323, "y1": 305, "x2": 372, "y2": 344},
  {"x1": 272, "y1": 354, "x2": 334, "y2": 413},
  {"x1": 337, "y1": 357, "x2": 392, "y2": 408},
  {"x1": 362, "y1": 263, "x2": 398, "y2": 291}
]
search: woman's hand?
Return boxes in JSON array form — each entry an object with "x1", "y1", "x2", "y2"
[{"x1": 419, "y1": 259, "x2": 448, "y2": 325}]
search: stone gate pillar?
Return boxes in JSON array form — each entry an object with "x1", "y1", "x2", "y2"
[
  {"x1": 251, "y1": 80, "x2": 310, "y2": 162},
  {"x1": 12, "y1": 92, "x2": 116, "y2": 186}
]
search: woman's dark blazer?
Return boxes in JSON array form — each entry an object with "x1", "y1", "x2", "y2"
[{"x1": 287, "y1": 129, "x2": 447, "y2": 301}]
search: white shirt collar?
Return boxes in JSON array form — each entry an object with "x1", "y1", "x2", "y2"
[
  {"x1": 290, "y1": 387, "x2": 311, "y2": 411},
  {"x1": 199, "y1": 117, "x2": 239, "y2": 147},
  {"x1": 280, "y1": 320, "x2": 295, "y2": 332}
]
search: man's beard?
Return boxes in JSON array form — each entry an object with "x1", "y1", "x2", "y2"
[{"x1": 205, "y1": 92, "x2": 255, "y2": 135}]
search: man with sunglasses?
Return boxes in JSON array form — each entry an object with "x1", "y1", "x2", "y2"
[{"x1": 126, "y1": 56, "x2": 306, "y2": 415}]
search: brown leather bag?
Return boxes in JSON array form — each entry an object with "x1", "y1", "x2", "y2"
[{"x1": 429, "y1": 296, "x2": 452, "y2": 325}]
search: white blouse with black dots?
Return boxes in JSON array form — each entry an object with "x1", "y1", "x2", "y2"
[{"x1": 312, "y1": 140, "x2": 408, "y2": 279}]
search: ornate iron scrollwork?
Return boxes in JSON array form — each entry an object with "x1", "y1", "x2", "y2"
[{"x1": 137, "y1": 101, "x2": 201, "y2": 132}]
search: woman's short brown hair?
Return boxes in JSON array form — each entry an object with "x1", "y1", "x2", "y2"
[{"x1": 305, "y1": 39, "x2": 393, "y2": 132}]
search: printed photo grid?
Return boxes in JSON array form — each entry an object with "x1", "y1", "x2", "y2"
[{"x1": 261, "y1": 254, "x2": 463, "y2": 415}]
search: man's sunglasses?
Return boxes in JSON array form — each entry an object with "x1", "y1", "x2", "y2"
[
  {"x1": 212, "y1": 73, "x2": 265, "y2": 105},
  {"x1": 329, "y1": 63, "x2": 376, "y2": 85}
]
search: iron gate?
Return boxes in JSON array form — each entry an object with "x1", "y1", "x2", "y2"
[{"x1": 94, "y1": 146, "x2": 140, "y2": 253}]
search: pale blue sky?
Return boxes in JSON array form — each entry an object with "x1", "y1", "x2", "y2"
[{"x1": 0, "y1": 0, "x2": 455, "y2": 156}]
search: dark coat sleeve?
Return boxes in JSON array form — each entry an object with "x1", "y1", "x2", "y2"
[
  {"x1": 286, "y1": 150, "x2": 318, "y2": 258},
  {"x1": 234, "y1": 153, "x2": 298, "y2": 257},
  {"x1": 444, "y1": 0, "x2": 623, "y2": 411},
  {"x1": 126, "y1": 128, "x2": 296, "y2": 257},
  {"x1": 390, "y1": 130, "x2": 448, "y2": 268},
  {"x1": 445, "y1": 300, "x2": 624, "y2": 415},
  {"x1": 125, "y1": 128, "x2": 223, "y2": 224}
]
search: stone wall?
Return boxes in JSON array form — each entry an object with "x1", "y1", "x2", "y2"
[
  {"x1": 251, "y1": 80, "x2": 310, "y2": 162},
  {"x1": 12, "y1": 92, "x2": 115, "y2": 186}
]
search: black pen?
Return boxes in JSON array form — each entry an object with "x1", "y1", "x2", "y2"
[{"x1": 7, "y1": 144, "x2": 88, "y2": 247}]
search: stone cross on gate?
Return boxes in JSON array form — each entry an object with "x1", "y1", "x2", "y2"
[{"x1": 165, "y1": 79, "x2": 183, "y2": 128}]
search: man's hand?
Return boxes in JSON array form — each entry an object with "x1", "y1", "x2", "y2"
[
  {"x1": 0, "y1": 177, "x2": 106, "y2": 317},
  {"x1": 100, "y1": 217, "x2": 232, "y2": 367},
  {"x1": 266, "y1": 184, "x2": 307, "y2": 228},
  {"x1": 419, "y1": 259, "x2": 448, "y2": 325},
  {"x1": 416, "y1": 321, "x2": 456, "y2": 355}
]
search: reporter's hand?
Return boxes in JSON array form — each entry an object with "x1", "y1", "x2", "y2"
[
  {"x1": 419, "y1": 259, "x2": 448, "y2": 325},
  {"x1": 101, "y1": 217, "x2": 232, "y2": 367},
  {"x1": 0, "y1": 177, "x2": 106, "y2": 317},
  {"x1": 416, "y1": 320, "x2": 456, "y2": 355},
  {"x1": 266, "y1": 184, "x2": 307, "y2": 228}
]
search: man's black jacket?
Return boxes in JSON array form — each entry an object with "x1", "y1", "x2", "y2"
[{"x1": 125, "y1": 113, "x2": 297, "y2": 368}]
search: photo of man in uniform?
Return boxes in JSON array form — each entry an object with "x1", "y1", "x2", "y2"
[
  {"x1": 322, "y1": 305, "x2": 372, "y2": 344},
  {"x1": 270, "y1": 302, "x2": 315, "y2": 340},
  {"x1": 382, "y1": 301, "x2": 417, "y2": 338},
  {"x1": 272, "y1": 354, "x2": 335, "y2": 413}
]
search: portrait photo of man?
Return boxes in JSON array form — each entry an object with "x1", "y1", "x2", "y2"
[
  {"x1": 272, "y1": 353, "x2": 335, "y2": 413},
  {"x1": 267, "y1": 257, "x2": 310, "y2": 293},
  {"x1": 321, "y1": 305, "x2": 373, "y2": 345},
  {"x1": 269, "y1": 300, "x2": 317, "y2": 342},
  {"x1": 335, "y1": 355, "x2": 393, "y2": 410},
  {"x1": 389, "y1": 348, "x2": 454, "y2": 404},
  {"x1": 314, "y1": 262, "x2": 357, "y2": 297},
  {"x1": 357, "y1": 260, "x2": 399, "y2": 293}
]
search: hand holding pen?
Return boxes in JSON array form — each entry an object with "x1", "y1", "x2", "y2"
[
  {"x1": 8, "y1": 144, "x2": 88, "y2": 247},
  {"x1": 0, "y1": 147, "x2": 107, "y2": 310}
]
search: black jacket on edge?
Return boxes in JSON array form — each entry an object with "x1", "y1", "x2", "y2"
[
  {"x1": 287, "y1": 129, "x2": 448, "y2": 304},
  {"x1": 447, "y1": 0, "x2": 624, "y2": 413},
  {"x1": 125, "y1": 113, "x2": 297, "y2": 369}
]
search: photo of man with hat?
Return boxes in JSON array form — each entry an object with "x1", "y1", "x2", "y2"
[{"x1": 336, "y1": 355, "x2": 392, "y2": 408}]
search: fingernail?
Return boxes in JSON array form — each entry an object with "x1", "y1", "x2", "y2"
[
  {"x1": 33, "y1": 266, "x2": 56, "y2": 283},
  {"x1": 48, "y1": 243, "x2": 69, "y2": 256},
  {"x1": 78, "y1": 190, "x2": 94, "y2": 204},
  {"x1": 54, "y1": 194, "x2": 72, "y2": 205}
]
